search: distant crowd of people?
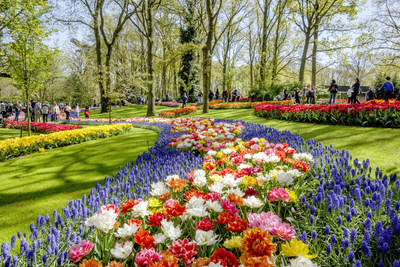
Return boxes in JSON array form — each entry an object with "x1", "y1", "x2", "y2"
[
  {"x1": 277, "y1": 77, "x2": 396, "y2": 105},
  {"x1": 278, "y1": 86, "x2": 317, "y2": 104},
  {"x1": 0, "y1": 100, "x2": 92, "y2": 123}
]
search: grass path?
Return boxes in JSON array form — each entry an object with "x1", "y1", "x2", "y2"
[
  {"x1": 0, "y1": 128, "x2": 31, "y2": 140},
  {"x1": 0, "y1": 127, "x2": 158, "y2": 242},
  {"x1": 89, "y1": 105, "x2": 176, "y2": 119},
  {"x1": 190, "y1": 108, "x2": 400, "y2": 175}
]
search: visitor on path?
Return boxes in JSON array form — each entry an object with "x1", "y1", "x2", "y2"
[
  {"x1": 310, "y1": 87, "x2": 316, "y2": 104},
  {"x1": 283, "y1": 87, "x2": 290, "y2": 100},
  {"x1": 13, "y1": 102, "x2": 21, "y2": 121},
  {"x1": 328, "y1": 79, "x2": 338, "y2": 104},
  {"x1": 215, "y1": 89, "x2": 220, "y2": 100},
  {"x1": 65, "y1": 104, "x2": 71, "y2": 120},
  {"x1": 0, "y1": 101, "x2": 6, "y2": 120},
  {"x1": 208, "y1": 90, "x2": 214, "y2": 102},
  {"x1": 379, "y1": 76, "x2": 395, "y2": 102},
  {"x1": 75, "y1": 104, "x2": 80, "y2": 118},
  {"x1": 347, "y1": 87, "x2": 353, "y2": 104},
  {"x1": 222, "y1": 89, "x2": 228, "y2": 102},
  {"x1": 34, "y1": 102, "x2": 41, "y2": 122},
  {"x1": 165, "y1": 92, "x2": 169, "y2": 102},
  {"x1": 53, "y1": 103, "x2": 60, "y2": 121},
  {"x1": 198, "y1": 91, "x2": 203, "y2": 104},
  {"x1": 232, "y1": 89, "x2": 237, "y2": 102},
  {"x1": 236, "y1": 90, "x2": 241, "y2": 101},
  {"x1": 302, "y1": 85, "x2": 310, "y2": 104},
  {"x1": 84, "y1": 106, "x2": 90, "y2": 118},
  {"x1": 351, "y1": 78, "x2": 361, "y2": 104},
  {"x1": 294, "y1": 88, "x2": 301, "y2": 104},
  {"x1": 366, "y1": 87, "x2": 376, "y2": 101},
  {"x1": 41, "y1": 102, "x2": 50, "y2": 122},
  {"x1": 182, "y1": 92, "x2": 187, "y2": 108}
]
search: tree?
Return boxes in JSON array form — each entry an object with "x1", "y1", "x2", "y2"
[
  {"x1": 292, "y1": 0, "x2": 358, "y2": 86},
  {"x1": 200, "y1": 0, "x2": 246, "y2": 113},
  {"x1": 130, "y1": 0, "x2": 161, "y2": 116},
  {"x1": 178, "y1": 0, "x2": 199, "y2": 102},
  {"x1": 6, "y1": 0, "x2": 54, "y2": 135}
]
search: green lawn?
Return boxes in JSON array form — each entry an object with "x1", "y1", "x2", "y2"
[
  {"x1": 89, "y1": 105, "x2": 176, "y2": 119},
  {"x1": 190, "y1": 108, "x2": 400, "y2": 175},
  {"x1": 0, "y1": 127, "x2": 31, "y2": 140},
  {"x1": 0, "y1": 127, "x2": 158, "y2": 242}
]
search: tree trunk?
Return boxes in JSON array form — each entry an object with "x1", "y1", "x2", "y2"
[
  {"x1": 146, "y1": 2, "x2": 155, "y2": 117},
  {"x1": 202, "y1": 0, "x2": 214, "y2": 113},
  {"x1": 259, "y1": 0, "x2": 268, "y2": 91},
  {"x1": 161, "y1": 46, "x2": 167, "y2": 99},
  {"x1": 299, "y1": 31, "x2": 311, "y2": 85},
  {"x1": 105, "y1": 46, "x2": 113, "y2": 123},
  {"x1": 25, "y1": 89, "x2": 31, "y2": 136},
  {"x1": 94, "y1": 14, "x2": 107, "y2": 113},
  {"x1": 311, "y1": 26, "x2": 319, "y2": 88}
]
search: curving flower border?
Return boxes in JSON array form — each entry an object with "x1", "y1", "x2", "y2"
[{"x1": 0, "y1": 118, "x2": 398, "y2": 267}]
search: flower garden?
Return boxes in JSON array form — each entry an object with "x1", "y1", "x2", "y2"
[
  {"x1": 255, "y1": 101, "x2": 400, "y2": 128},
  {"x1": 1, "y1": 116, "x2": 399, "y2": 267},
  {"x1": 210, "y1": 100, "x2": 292, "y2": 109},
  {"x1": 0, "y1": 124, "x2": 132, "y2": 161},
  {"x1": 3, "y1": 121, "x2": 82, "y2": 133}
]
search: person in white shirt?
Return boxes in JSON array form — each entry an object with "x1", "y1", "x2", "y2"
[{"x1": 347, "y1": 88, "x2": 353, "y2": 104}]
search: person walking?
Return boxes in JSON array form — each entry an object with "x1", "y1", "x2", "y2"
[
  {"x1": 283, "y1": 87, "x2": 290, "y2": 100},
  {"x1": 41, "y1": 102, "x2": 50, "y2": 122},
  {"x1": 75, "y1": 104, "x2": 80, "y2": 118},
  {"x1": 208, "y1": 90, "x2": 214, "y2": 102},
  {"x1": 328, "y1": 80, "x2": 338, "y2": 104},
  {"x1": 182, "y1": 92, "x2": 188, "y2": 108},
  {"x1": 222, "y1": 89, "x2": 228, "y2": 102},
  {"x1": 351, "y1": 78, "x2": 361, "y2": 104},
  {"x1": 34, "y1": 101, "x2": 41, "y2": 122},
  {"x1": 366, "y1": 87, "x2": 376, "y2": 101},
  {"x1": 53, "y1": 103, "x2": 60, "y2": 121},
  {"x1": 302, "y1": 85, "x2": 310, "y2": 104},
  {"x1": 294, "y1": 88, "x2": 301, "y2": 104},
  {"x1": 65, "y1": 104, "x2": 71, "y2": 120},
  {"x1": 310, "y1": 87, "x2": 316, "y2": 104},
  {"x1": 347, "y1": 87, "x2": 353, "y2": 104},
  {"x1": 379, "y1": 76, "x2": 395, "y2": 102},
  {"x1": 198, "y1": 91, "x2": 203, "y2": 104},
  {"x1": 84, "y1": 106, "x2": 90, "y2": 118},
  {"x1": 13, "y1": 102, "x2": 21, "y2": 121},
  {"x1": 215, "y1": 88, "x2": 220, "y2": 100}
]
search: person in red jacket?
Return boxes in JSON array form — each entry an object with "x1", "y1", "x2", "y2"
[{"x1": 84, "y1": 106, "x2": 90, "y2": 118}]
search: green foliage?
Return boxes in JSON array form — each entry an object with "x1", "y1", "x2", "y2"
[{"x1": 5, "y1": 0, "x2": 54, "y2": 102}]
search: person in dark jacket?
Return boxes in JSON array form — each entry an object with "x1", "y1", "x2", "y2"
[
  {"x1": 328, "y1": 79, "x2": 338, "y2": 104},
  {"x1": 222, "y1": 89, "x2": 228, "y2": 102},
  {"x1": 215, "y1": 89, "x2": 220, "y2": 100},
  {"x1": 366, "y1": 87, "x2": 376, "y2": 101},
  {"x1": 351, "y1": 78, "x2": 361, "y2": 104},
  {"x1": 379, "y1": 76, "x2": 395, "y2": 102},
  {"x1": 294, "y1": 88, "x2": 301, "y2": 104},
  {"x1": 208, "y1": 90, "x2": 214, "y2": 101},
  {"x1": 182, "y1": 92, "x2": 187, "y2": 107}
]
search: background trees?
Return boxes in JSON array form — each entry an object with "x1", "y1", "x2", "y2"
[{"x1": 1, "y1": 0, "x2": 400, "y2": 114}]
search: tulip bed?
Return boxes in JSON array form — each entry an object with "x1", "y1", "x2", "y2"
[
  {"x1": 1, "y1": 117, "x2": 399, "y2": 267},
  {"x1": 159, "y1": 106, "x2": 199, "y2": 118},
  {"x1": 255, "y1": 102, "x2": 400, "y2": 127},
  {"x1": 3, "y1": 121, "x2": 82, "y2": 133},
  {"x1": 0, "y1": 123, "x2": 133, "y2": 161},
  {"x1": 210, "y1": 100, "x2": 292, "y2": 109}
]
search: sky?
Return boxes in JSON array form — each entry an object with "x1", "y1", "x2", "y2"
[{"x1": 46, "y1": 0, "x2": 378, "y2": 65}]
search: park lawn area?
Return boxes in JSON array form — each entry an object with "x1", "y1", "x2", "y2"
[
  {"x1": 0, "y1": 127, "x2": 158, "y2": 243},
  {"x1": 0, "y1": 127, "x2": 31, "y2": 140},
  {"x1": 189, "y1": 108, "x2": 400, "y2": 175},
  {"x1": 89, "y1": 105, "x2": 177, "y2": 119}
]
